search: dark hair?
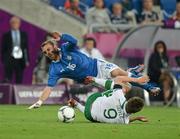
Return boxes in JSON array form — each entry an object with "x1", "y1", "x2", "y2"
[
  {"x1": 84, "y1": 37, "x2": 96, "y2": 48},
  {"x1": 154, "y1": 40, "x2": 167, "y2": 54},
  {"x1": 126, "y1": 97, "x2": 144, "y2": 113}
]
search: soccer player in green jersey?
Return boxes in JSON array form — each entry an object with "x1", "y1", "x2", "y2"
[{"x1": 68, "y1": 76, "x2": 148, "y2": 124}]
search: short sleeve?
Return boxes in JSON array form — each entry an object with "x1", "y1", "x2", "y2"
[
  {"x1": 47, "y1": 74, "x2": 59, "y2": 87},
  {"x1": 47, "y1": 65, "x2": 60, "y2": 87},
  {"x1": 61, "y1": 34, "x2": 77, "y2": 46}
]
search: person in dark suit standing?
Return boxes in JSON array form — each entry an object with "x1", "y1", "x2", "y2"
[{"x1": 1, "y1": 16, "x2": 29, "y2": 84}]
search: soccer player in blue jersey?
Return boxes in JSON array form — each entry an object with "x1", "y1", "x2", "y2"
[{"x1": 28, "y1": 32, "x2": 160, "y2": 109}]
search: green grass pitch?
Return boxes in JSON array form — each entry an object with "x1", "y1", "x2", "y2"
[{"x1": 0, "y1": 105, "x2": 180, "y2": 139}]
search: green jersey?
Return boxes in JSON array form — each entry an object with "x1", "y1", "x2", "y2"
[{"x1": 84, "y1": 88, "x2": 130, "y2": 124}]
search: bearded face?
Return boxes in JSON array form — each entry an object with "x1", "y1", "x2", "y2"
[{"x1": 41, "y1": 42, "x2": 60, "y2": 61}]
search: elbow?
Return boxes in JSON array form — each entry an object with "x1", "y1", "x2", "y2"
[
  {"x1": 61, "y1": 34, "x2": 78, "y2": 46},
  {"x1": 72, "y1": 40, "x2": 78, "y2": 46}
]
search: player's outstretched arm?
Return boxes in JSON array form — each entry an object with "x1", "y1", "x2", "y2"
[
  {"x1": 61, "y1": 34, "x2": 77, "y2": 46},
  {"x1": 28, "y1": 86, "x2": 52, "y2": 109},
  {"x1": 49, "y1": 32, "x2": 77, "y2": 46},
  {"x1": 129, "y1": 116, "x2": 148, "y2": 123},
  {"x1": 48, "y1": 32, "x2": 61, "y2": 41}
]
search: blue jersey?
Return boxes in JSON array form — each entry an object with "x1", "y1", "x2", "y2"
[{"x1": 48, "y1": 34, "x2": 98, "y2": 87}]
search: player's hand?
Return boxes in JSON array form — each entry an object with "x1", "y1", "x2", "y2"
[
  {"x1": 136, "y1": 75, "x2": 150, "y2": 84},
  {"x1": 137, "y1": 116, "x2": 148, "y2": 122},
  {"x1": 84, "y1": 76, "x2": 95, "y2": 85},
  {"x1": 28, "y1": 100, "x2": 43, "y2": 110},
  {"x1": 68, "y1": 98, "x2": 77, "y2": 108},
  {"x1": 48, "y1": 32, "x2": 61, "y2": 41}
]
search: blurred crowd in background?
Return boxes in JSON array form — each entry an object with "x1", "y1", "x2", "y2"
[
  {"x1": 47, "y1": 0, "x2": 180, "y2": 31},
  {"x1": 0, "y1": 0, "x2": 180, "y2": 104}
]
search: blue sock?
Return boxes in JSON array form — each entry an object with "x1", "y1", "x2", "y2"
[
  {"x1": 129, "y1": 73, "x2": 160, "y2": 92},
  {"x1": 130, "y1": 82, "x2": 159, "y2": 92}
]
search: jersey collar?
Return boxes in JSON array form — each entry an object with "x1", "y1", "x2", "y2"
[{"x1": 122, "y1": 101, "x2": 129, "y2": 115}]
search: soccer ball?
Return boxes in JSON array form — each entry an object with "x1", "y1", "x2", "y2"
[{"x1": 58, "y1": 106, "x2": 75, "y2": 123}]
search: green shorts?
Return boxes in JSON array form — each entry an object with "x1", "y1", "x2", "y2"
[{"x1": 84, "y1": 92, "x2": 102, "y2": 122}]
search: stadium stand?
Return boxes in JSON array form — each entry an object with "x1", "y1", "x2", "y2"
[
  {"x1": 103, "y1": 0, "x2": 123, "y2": 9},
  {"x1": 132, "y1": 0, "x2": 142, "y2": 14},
  {"x1": 49, "y1": 0, "x2": 66, "y2": 9},
  {"x1": 160, "y1": 0, "x2": 177, "y2": 20},
  {"x1": 0, "y1": 0, "x2": 86, "y2": 42},
  {"x1": 81, "y1": 0, "x2": 94, "y2": 7}
]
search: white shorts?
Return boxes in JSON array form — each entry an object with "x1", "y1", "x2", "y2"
[{"x1": 96, "y1": 59, "x2": 120, "y2": 79}]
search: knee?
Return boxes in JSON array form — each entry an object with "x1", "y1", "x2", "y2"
[
  {"x1": 111, "y1": 69, "x2": 122, "y2": 78},
  {"x1": 114, "y1": 76, "x2": 123, "y2": 84}
]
